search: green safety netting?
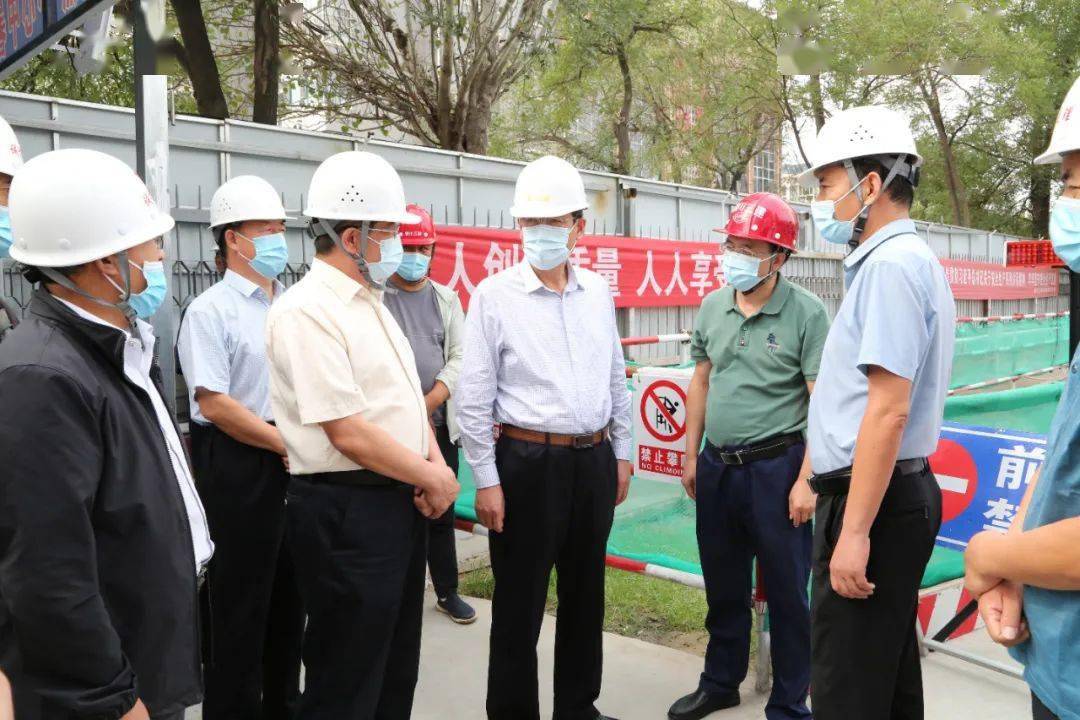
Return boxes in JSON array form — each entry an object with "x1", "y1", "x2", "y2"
[
  {"x1": 456, "y1": 319, "x2": 1068, "y2": 586},
  {"x1": 943, "y1": 381, "x2": 1062, "y2": 434},
  {"x1": 951, "y1": 316, "x2": 1069, "y2": 388}
]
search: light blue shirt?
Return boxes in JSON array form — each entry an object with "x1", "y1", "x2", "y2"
[
  {"x1": 177, "y1": 270, "x2": 284, "y2": 425},
  {"x1": 808, "y1": 219, "x2": 956, "y2": 474},
  {"x1": 457, "y1": 261, "x2": 632, "y2": 489},
  {"x1": 1011, "y1": 346, "x2": 1080, "y2": 720}
]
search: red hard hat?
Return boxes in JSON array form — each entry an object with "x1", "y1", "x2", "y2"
[
  {"x1": 400, "y1": 203, "x2": 436, "y2": 246},
  {"x1": 717, "y1": 192, "x2": 799, "y2": 253}
]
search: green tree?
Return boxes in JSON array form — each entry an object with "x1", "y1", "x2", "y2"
[{"x1": 640, "y1": 0, "x2": 785, "y2": 190}]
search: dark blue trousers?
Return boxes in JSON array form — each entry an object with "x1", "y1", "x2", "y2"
[{"x1": 696, "y1": 440, "x2": 813, "y2": 720}]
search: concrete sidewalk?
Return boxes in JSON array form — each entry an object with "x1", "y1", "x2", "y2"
[
  {"x1": 414, "y1": 594, "x2": 1032, "y2": 720},
  {"x1": 183, "y1": 589, "x2": 1031, "y2": 719}
]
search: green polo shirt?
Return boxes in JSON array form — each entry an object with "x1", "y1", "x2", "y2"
[{"x1": 690, "y1": 275, "x2": 830, "y2": 448}]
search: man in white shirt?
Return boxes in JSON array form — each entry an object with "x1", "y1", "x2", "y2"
[
  {"x1": 177, "y1": 176, "x2": 303, "y2": 720},
  {"x1": 457, "y1": 155, "x2": 633, "y2": 720},
  {"x1": 266, "y1": 151, "x2": 458, "y2": 720},
  {"x1": 0, "y1": 149, "x2": 210, "y2": 720}
]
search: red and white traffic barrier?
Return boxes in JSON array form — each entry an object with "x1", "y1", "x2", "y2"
[
  {"x1": 947, "y1": 365, "x2": 1065, "y2": 395},
  {"x1": 918, "y1": 581, "x2": 982, "y2": 640},
  {"x1": 620, "y1": 333, "x2": 692, "y2": 347},
  {"x1": 455, "y1": 518, "x2": 706, "y2": 590},
  {"x1": 955, "y1": 311, "x2": 1068, "y2": 324}
]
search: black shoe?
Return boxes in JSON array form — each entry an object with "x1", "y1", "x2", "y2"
[
  {"x1": 435, "y1": 593, "x2": 477, "y2": 624},
  {"x1": 667, "y1": 689, "x2": 741, "y2": 720}
]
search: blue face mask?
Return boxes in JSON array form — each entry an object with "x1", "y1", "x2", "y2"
[
  {"x1": 522, "y1": 224, "x2": 572, "y2": 271},
  {"x1": 0, "y1": 206, "x2": 11, "y2": 259},
  {"x1": 366, "y1": 234, "x2": 404, "y2": 287},
  {"x1": 126, "y1": 260, "x2": 168, "y2": 319},
  {"x1": 238, "y1": 231, "x2": 289, "y2": 279},
  {"x1": 722, "y1": 250, "x2": 776, "y2": 293},
  {"x1": 1050, "y1": 196, "x2": 1080, "y2": 272},
  {"x1": 397, "y1": 251, "x2": 431, "y2": 282},
  {"x1": 809, "y1": 178, "x2": 868, "y2": 246}
]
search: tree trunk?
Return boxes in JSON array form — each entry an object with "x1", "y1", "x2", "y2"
[
  {"x1": 252, "y1": 0, "x2": 280, "y2": 124},
  {"x1": 809, "y1": 74, "x2": 826, "y2": 131},
  {"x1": 919, "y1": 75, "x2": 969, "y2": 226},
  {"x1": 1029, "y1": 123, "x2": 1054, "y2": 238},
  {"x1": 435, "y1": 16, "x2": 454, "y2": 147},
  {"x1": 614, "y1": 44, "x2": 633, "y2": 175},
  {"x1": 461, "y1": 84, "x2": 495, "y2": 155},
  {"x1": 171, "y1": 0, "x2": 229, "y2": 119}
]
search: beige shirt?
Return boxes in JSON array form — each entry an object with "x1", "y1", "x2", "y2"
[{"x1": 265, "y1": 258, "x2": 429, "y2": 474}]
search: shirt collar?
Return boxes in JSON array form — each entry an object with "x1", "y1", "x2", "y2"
[
  {"x1": 722, "y1": 275, "x2": 791, "y2": 316},
  {"x1": 309, "y1": 257, "x2": 377, "y2": 304},
  {"x1": 844, "y1": 218, "x2": 917, "y2": 272},
  {"x1": 223, "y1": 269, "x2": 285, "y2": 300},
  {"x1": 53, "y1": 294, "x2": 155, "y2": 347},
  {"x1": 519, "y1": 261, "x2": 582, "y2": 295},
  {"x1": 760, "y1": 275, "x2": 792, "y2": 315}
]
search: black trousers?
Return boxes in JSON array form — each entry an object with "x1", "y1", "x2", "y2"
[
  {"x1": 287, "y1": 476, "x2": 427, "y2": 720},
  {"x1": 486, "y1": 436, "x2": 618, "y2": 720},
  {"x1": 189, "y1": 423, "x2": 305, "y2": 720},
  {"x1": 810, "y1": 467, "x2": 942, "y2": 720},
  {"x1": 429, "y1": 423, "x2": 460, "y2": 597},
  {"x1": 1033, "y1": 694, "x2": 1060, "y2": 720}
]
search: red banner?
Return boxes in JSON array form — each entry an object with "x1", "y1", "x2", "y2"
[
  {"x1": 428, "y1": 226, "x2": 1061, "y2": 308},
  {"x1": 940, "y1": 259, "x2": 1060, "y2": 301},
  {"x1": 429, "y1": 225, "x2": 726, "y2": 309}
]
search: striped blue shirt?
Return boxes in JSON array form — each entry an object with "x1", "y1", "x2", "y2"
[
  {"x1": 456, "y1": 261, "x2": 632, "y2": 489},
  {"x1": 178, "y1": 270, "x2": 284, "y2": 425}
]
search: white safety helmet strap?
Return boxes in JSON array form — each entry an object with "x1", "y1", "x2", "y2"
[
  {"x1": 36, "y1": 248, "x2": 140, "y2": 333},
  {"x1": 842, "y1": 154, "x2": 918, "y2": 249},
  {"x1": 310, "y1": 217, "x2": 396, "y2": 293}
]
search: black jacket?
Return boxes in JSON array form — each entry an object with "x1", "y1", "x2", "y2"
[{"x1": 0, "y1": 290, "x2": 202, "y2": 719}]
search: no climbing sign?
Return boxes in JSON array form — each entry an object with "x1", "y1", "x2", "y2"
[
  {"x1": 640, "y1": 379, "x2": 687, "y2": 442},
  {"x1": 632, "y1": 368, "x2": 693, "y2": 484}
]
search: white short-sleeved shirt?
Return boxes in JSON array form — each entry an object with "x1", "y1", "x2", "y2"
[
  {"x1": 177, "y1": 270, "x2": 284, "y2": 425},
  {"x1": 265, "y1": 258, "x2": 429, "y2": 474}
]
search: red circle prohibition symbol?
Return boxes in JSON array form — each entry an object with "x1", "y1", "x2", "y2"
[{"x1": 640, "y1": 379, "x2": 687, "y2": 442}]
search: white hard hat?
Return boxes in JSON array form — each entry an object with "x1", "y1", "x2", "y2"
[
  {"x1": 303, "y1": 151, "x2": 420, "y2": 224},
  {"x1": 1036, "y1": 76, "x2": 1080, "y2": 165},
  {"x1": 0, "y1": 115, "x2": 23, "y2": 179},
  {"x1": 210, "y1": 175, "x2": 291, "y2": 228},
  {"x1": 8, "y1": 148, "x2": 175, "y2": 267},
  {"x1": 509, "y1": 155, "x2": 589, "y2": 219},
  {"x1": 798, "y1": 106, "x2": 922, "y2": 187}
]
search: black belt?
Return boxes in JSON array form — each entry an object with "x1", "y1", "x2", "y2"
[
  {"x1": 297, "y1": 470, "x2": 401, "y2": 488},
  {"x1": 808, "y1": 458, "x2": 929, "y2": 496},
  {"x1": 707, "y1": 432, "x2": 804, "y2": 466}
]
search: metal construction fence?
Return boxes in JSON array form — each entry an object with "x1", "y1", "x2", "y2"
[{"x1": 0, "y1": 89, "x2": 1068, "y2": 372}]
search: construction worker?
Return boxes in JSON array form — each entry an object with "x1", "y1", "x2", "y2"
[
  {"x1": 265, "y1": 151, "x2": 459, "y2": 719},
  {"x1": 0, "y1": 115, "x2": 23, "y2": 340},
  {"x1": 801, "y1": 106, "x2": 954, "y2": 720},
  {"x1": 457, "y1": 154, "x2": 633, "y2": 720},
  {"x1": 0, "y1": 148, "x2": 212, "y2": 720},
  {"x1": 384, "y1": 203, "x2": 476, "y2": 625},
  {"x1": 668, "y1": 193, "x2": 828, "y2": 720},
  {"x1": 963, "y1": 75, "x2": 1080, "y2": 720},
  {"x1": 177, "y1": 176, "x2": 304, "y2": 720}
]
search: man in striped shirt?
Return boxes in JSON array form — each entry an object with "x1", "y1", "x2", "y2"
[{"x1": 457, "y1": 155, "x2": 632, "y2": 720}]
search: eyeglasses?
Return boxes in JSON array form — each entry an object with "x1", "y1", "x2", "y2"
[{"x1": 722, "y1": 242, "x2": 773, "y2": 260}]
